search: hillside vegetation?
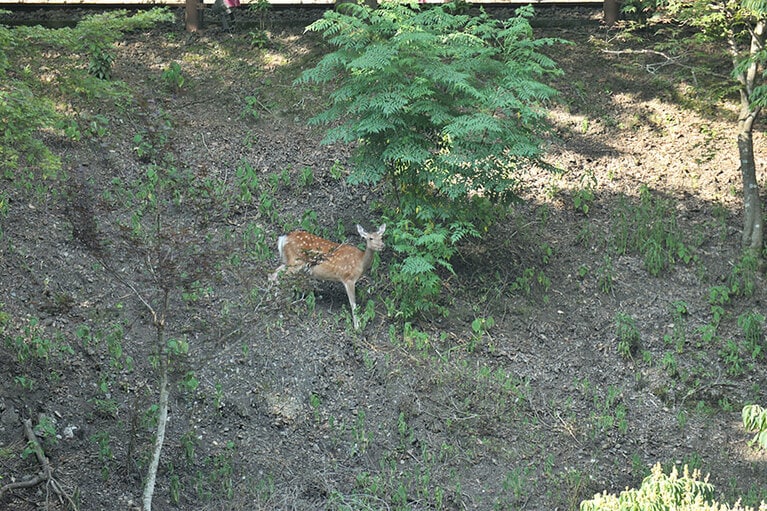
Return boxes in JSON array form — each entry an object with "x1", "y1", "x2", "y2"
[{"x1": 0, "y1": 5, "x2": 765, "y2": 510}]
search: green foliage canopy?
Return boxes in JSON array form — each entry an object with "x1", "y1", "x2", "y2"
[{"x1": 297, "y1": 1, "x2": 566, "y2": 214}]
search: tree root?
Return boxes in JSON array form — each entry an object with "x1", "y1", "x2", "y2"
[{"x1": 0, "y1": 418, "x2": 78, "y2": 510}]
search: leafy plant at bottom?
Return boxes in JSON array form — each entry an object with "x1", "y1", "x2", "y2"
[
  {"x1": 706, "y1": 285, "x2": 731, "y2": 329},
  {"x1": 469, "y1": 315, "x2": 495, "y2": 352},
  {"x1": 91, "y1": 431, "x2": 114, "y2": 480},
  {"x1": 299, "y1": 166, "x2": 315, "y2": 188},
  {"x1": 87, "y1": 43, "x2": 115, "y2": 80},
  {"x1": 720, "y1": 339, "x2": 744, "y2": 377},
  {"x1": 661, "y1": 351, "x2": 678, "y2": 376},
  {"x1": 33, "y1": 415, "x2": 58, "y2": 450},
  {"x1": 180, "y1": 371, "x2": 200, "y2": 392},
  {"x1": 168, "y1": 465, "x2": 181, "y2": 504},
  {"x1": 728, "y1": 253, "x2": 758, "y2": 297},
  {"x1": 13, "y1": 375, "x2": 34, "y2": 390},
  {"x1": 742, "y1": 404, "x2": 767, "y2": 450},
  {"x1": 597, "y1": 255, "x2": 615, "y2": 294},
  {"x1": 573, "y1": 187, "x2": 595, "y2": 215},
  {"x1": 242, "y1": 95, "x2": 261, "y2": 121},
  {"x1": 664, "y1": 300, "x2": 688, "y2": 353},
  {"x1": 5, "y1": 317, "x2": 74, "y2": 366},
  {"x1": 573, "y1": 171, "x2": 597, "y2": 215},
  {"x1": 181, "y1": 430, "x2": 198, "y2": 464},
  {"x1": 194, "y1": 441, "x2": 237, "y2": 501},
  {"x1": 248, "y1": 29, "x2": 269, "y2": 49},
  {"x1": 579, "y1": 462, "x2": 767, "y2": 510}
]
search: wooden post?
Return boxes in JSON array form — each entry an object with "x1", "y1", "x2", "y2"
[{"x1": 186, "y1": 0, "x2": 201, "y2": 32}]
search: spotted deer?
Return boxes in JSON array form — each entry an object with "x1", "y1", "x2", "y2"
[{"x1": 269, "y1": 224, "x2": 386, "y2": 329}]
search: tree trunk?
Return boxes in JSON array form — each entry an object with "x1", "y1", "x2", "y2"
[
  {"x1": 142, "y1": 290, "x2": 171, "y2": 511},
  {"x1": 738, "y1": 127, "x2": 763, "y2": 253},
  {"x1": 731, "y1": 20, "x2": 765, "y2": 256},
  {"x1": 142, "y1": 360, "x2": 169, "y2": 511}
]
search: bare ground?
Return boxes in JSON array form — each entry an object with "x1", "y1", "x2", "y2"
[{"x1": 0, "y1": 5, "x2": 765, "y2": 510}]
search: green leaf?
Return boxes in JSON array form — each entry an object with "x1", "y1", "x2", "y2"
[{"x1": 401, "y1": 255, "x2": 435, "y2": 275}]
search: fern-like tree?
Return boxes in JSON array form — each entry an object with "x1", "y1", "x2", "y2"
[{"x1": 297, "y1": 1, "x2": 565, "y2": 317}]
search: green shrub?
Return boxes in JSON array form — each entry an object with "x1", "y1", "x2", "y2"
[
  {"x1": 728, "y1": 253, "x2": 758, "y2": 297},
  {"x1": 161, "y1": 61, "x2": 186, "y2": 92},
  {"x1": 738, "y1": 311, "x2": 765, "y2": 359},
  {"x1": 297, "y1": 1, "x2": 566, "y2": 318},
  {"x1": 299, "y1": 1, "x2": 564, "y2": 204},
  {"x1": 0, "y1": 66, "x2": 61, "y2": 179},
  {"x1": 620, "y1": 0, "x2": 666, "y2": 24}
]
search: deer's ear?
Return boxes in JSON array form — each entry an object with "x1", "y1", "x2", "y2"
[
  {"x1": 357, "y1": 224, "x2": 366, "y2": 237},
  {"x1": 377, "y1": 224, "x2": 386, "y2": 235}
]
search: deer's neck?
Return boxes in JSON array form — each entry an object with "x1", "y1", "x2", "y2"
[{"x1": 360, "y1": 246, "x2": 376, "y2": 273}]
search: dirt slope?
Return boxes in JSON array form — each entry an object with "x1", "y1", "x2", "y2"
[{"x1": 0, "y1": 6, "x2": 765, "y2": 510}]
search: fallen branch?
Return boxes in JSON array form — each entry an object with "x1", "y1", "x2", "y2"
[
  {"x1": 602, "y1": 47, "x2": 732, "y2": 82},
  {"x1": 0, "y1": 419, "x2": 78, "y2": 510}
]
